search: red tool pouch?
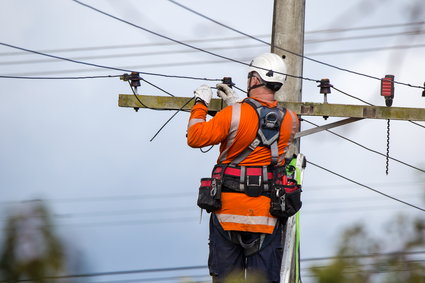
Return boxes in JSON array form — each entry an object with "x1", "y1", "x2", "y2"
[{"x1": 269, "y1": 166, "x2": 302, "y2": 218}]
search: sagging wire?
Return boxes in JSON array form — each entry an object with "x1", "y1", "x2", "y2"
[
  {"x1": 149, "y1": 96, "x2": 194, "y2": 142},
  {"x1": 122, "y1": 72, "x2": 194, "y2": 141}
]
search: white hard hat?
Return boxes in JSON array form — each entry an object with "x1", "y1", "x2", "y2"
[{"x1": 247, "y1": 53, "x2": 287, "y2": 84}]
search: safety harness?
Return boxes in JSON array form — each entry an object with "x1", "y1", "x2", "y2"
[
  {"x1": 212, "y1": 98, "x2": 287, "y2": 197},
  {"x1": 197, "y1": 98, "x2": 299, "y2": 256},
  {"x1": 231, "y1": 98, "x2": 286, "y2": 166}
]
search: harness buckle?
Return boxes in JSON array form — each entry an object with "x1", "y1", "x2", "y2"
[
  {"x1": 245, "y1": 175, "x2": 263, "y2": 197},
  {"x1": 247, "y1": 175, "x2": 262, "y2": 187}
]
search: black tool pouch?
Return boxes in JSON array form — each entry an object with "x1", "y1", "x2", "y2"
[
  {"x1": 269, "y1": 184, "x2": 302, "y2": 218},
  {"x1": 197, "y1": 178, "x2": 222, "y2": 213}
]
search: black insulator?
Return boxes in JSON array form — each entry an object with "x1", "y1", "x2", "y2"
[{"x1": 318, "y1": 78, "x2": 332, "y2": 94}]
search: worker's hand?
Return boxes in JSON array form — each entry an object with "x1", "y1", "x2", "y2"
[
  {"x1": 194, "y1": 84, "x2": 212, "y2": 106},
  {"x1": 216, "y1": 83, "x2": 239, "y2": 106}
]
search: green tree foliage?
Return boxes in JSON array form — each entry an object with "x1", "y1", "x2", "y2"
[
  {"x1": 309, "y1": 215, "x2": 425, "y2": 283},
  {"x1": 0, "y1": 200, "x2": 65, "y2": 283}
]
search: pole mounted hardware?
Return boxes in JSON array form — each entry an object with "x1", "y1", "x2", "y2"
[
  {"x1": 318, "y1": 78, "x2": 332, "y2": 103},
  {"x1": 381, "y1": 75, "x2": 395, "y2": 107},
  {"x1": 422, "y1": 82, "x2": 425, "y2": 97},
  {"x1": 318, "y1": 78, "x2": 332, "y2": 120},
  {"x1": 120, "y1": 72, "x2": 141, "y2": 91},
  {"x1": 120, "y1": 72, "x2": 142, "y2": 112}
]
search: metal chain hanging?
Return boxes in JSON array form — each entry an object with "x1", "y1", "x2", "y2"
[{"x1": 386, "y1": 119, "x2": 390, "y2": 175}]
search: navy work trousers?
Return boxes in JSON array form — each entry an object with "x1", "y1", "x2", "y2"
[{"x1": 208, "y1": 214, "x2": 284, "y2": 283}]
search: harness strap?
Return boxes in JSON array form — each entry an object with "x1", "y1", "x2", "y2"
[{"x1": 229, "y1": 98, "x2": 286, "y2": 166}]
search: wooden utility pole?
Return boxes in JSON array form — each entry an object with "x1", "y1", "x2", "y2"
[{"x1": 271, "y1": 1, "x2": 305, "y2": 282}]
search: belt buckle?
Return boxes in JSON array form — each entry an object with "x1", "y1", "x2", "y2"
[
  {"x1": 245, "y1": 175, "x2": 263, "y2": 197},
  {"x1": 247, "y1": 175, "x2": 262, "y2": 186}
]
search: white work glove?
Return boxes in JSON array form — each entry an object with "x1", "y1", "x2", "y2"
[
  {"x1": 216, "y1": 83, "x2": 239, "y2": 106},
  {"x1": 194, "y1": 84, "x2": 213, "y2": 106}
]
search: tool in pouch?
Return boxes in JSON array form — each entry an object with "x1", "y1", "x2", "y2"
[
  {"x1": 197, "y1": 176, "x2": 222, "y2": 213},
  {"x1": 269, "y1": 154, "x2": 305, "y2": 218}
]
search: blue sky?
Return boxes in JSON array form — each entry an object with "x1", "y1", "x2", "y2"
[{"x1": 0, "y1": 0, "x2": 424, "y2": 282}]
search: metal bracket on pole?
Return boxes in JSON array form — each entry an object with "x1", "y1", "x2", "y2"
[{"x1": 295, "y1": 117, "x2": 363, "y2": 139}]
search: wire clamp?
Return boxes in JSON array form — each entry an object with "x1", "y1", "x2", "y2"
[{"x1": 222, "y1": 77, "x2": 234, "y2": 88}]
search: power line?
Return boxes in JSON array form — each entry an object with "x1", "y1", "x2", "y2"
[
  {"x1": 304, "y1": 21, "x2": 425, "y2": 34},
  {"x1": 308, "y1": 160, "x2": 425, "y2": 212},
  {"x1": 3, "y1": 42, "x2": 425, "y2": 67},
  {"x1": 0, "y1": 42, "x2": 222, "y2": 82},
  {"x1": 0, "y1": 44, "x2": 264, "y2": 66},
  {"x1": 301, "y1": 250, "x2": 425, "y2": 262},
  {"x1": 1, "y1": 20, "x2": 423, "y2": 57},
  {"x1": 0, "y1": 36, "x2": 268, "y2": 57},
  {"x1": 70, "y1": 0, "x2": 318, "y2": 83},
  {"x1": 331, "y1": 86, "x2": 425, "y2": 129},
  {"x1": 2, "y1": 57, "x2": 247, "y2": 78},
  {"x1": 304, "y1": 30, "x2": 425, "y2": 44},
  {"x1": 0, "y1": 74, "x2": 120, "y2": 80},
  {"x1": 88, "y1": 274, "x2": 210, "y2": 283},
  {"x1": 1, "y1": 33, "x2": 422, "y2": 62},
  {"x1": 5, "y1": 251, "x2": 425, "y2": 282},
  {"x1": 3, "y1": 265, "x2": 208, "y2": 282},
  {"x1": 302, "y1": 119, "x2": 425, "y2": 173},
  {"x1": 308, "y1": 43, "x2": 425, "y2": 56},
  {"x1": 165, "y1": 0, "x2": 425, "y2": 90}
]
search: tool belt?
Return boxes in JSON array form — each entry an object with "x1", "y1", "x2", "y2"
[
  {"x1": 211, "y1": 164, "x2": 274, "y2": 197},
  {"x1": 197, "y1": 164, "x2": 302, "y2": 218}
]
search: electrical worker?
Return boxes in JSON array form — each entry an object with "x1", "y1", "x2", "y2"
[{"x1": 187, "y1": 53, "x2": 300, "y2": 283}]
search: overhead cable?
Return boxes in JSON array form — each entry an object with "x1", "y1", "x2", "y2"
[
  {"x1": 71, "y1": 0, "x2": 319, "y2": 83},
  {"x1": 0, "y1": 42, "x2": 221, "y2": 82},
  {"x1": 304, "y1": 21, "x2": 425, "y2": 34},
  {"x1": 305, "y1": 30, "x2": 425, "y2": 44},
  {"x1": 6, "y1": 251, "x2": 425, "y2": 282},
  {"x1": 0, "y1": 74, "x2": 120, "y2": 80},
  {"x1": 166, "y1": 0, "x2": 425, "y2": 90},
  {"x1": 0, "y1": 44, "x2": 263, "y2": 66},
  {"x1": 302, "y1": 119, "x2": 425, "y2": 173},
  {"x1": 5, "y1": 265, "x2": 207, "y2": 282},
  {"x1": 3, "y1": 43, "x2": 425, "y2": 67},
  {"x1": 308, "y1": 160, "x2": 425, "y2": 212},
  {"x1": 1, "y1": 31, "x2": 423, "y2": 59},
  {"x1": 331, "y1": 86, "x2": 425, "y2": 129}
]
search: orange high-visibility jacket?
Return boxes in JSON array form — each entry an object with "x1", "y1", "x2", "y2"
[{"x1": 187, "y1": 97, "x2": 299, "y2": 234}]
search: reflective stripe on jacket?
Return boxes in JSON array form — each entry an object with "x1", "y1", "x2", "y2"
[{"x1": 187, "y1": 97, "x2": 299, "y2": 234}]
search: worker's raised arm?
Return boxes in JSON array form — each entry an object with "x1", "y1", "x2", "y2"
[{"x1": 186, "y1": 101, "x2": 232, "y2": 148}]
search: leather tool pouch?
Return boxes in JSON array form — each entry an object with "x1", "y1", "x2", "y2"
[{"x1": 197, "y1": 178, "x2": 222, "y2": 212}]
